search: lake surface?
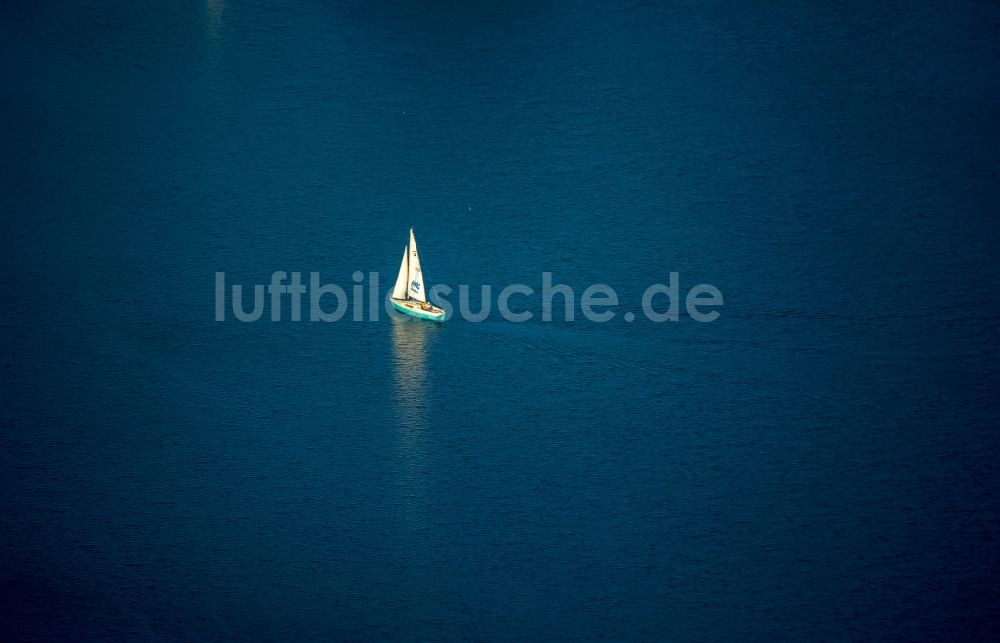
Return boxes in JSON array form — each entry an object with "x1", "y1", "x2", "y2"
[{"x1": 2, "y1": 1, "x2": 999, "y2": 640}]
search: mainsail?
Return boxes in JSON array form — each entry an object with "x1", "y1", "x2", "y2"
[
  {"x1": 407, "y1": 228, "x2": 426, "y2": 302},
  {"x1": 391, "y1": 245, "x2": 408, "y2": 299}
]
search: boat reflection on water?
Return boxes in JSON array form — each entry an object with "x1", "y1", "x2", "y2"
[
  {"x1": 389, "y1": 316, "x2": 439, "y2": 520},
  {"x1": 390, "y1": 316, "x2": 437, "y2": 432},
  {"x1": 204, "y1": 0, "x2": 224, "y2": 46}
]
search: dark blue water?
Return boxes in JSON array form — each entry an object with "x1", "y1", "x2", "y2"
[{"x1": 3, "y1": 1, "x2": 999, "y2": 640}]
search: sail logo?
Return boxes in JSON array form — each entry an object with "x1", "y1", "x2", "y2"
[{"x1": 410, "y1": 280, "x2": 421, "y2": 292}]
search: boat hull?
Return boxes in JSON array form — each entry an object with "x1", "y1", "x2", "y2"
[{"x1": 391, "y1": 298, "x2": 446, "y2": 322}]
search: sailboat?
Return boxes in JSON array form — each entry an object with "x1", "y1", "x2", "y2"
[{"x1": 390, "y1": 229, "x2": 446, "y2": 322}]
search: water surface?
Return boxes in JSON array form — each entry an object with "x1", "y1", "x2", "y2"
[{"x1": 2, "y1": 1, "x2": 999, "y2": 640}]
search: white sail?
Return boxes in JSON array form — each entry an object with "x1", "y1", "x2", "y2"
[
  {"x1": 407, "y1": 228, "x2": 426, "y2": 302},
  {"x1": 391, "y1": 245, "x2": 408, "y2": 299}
]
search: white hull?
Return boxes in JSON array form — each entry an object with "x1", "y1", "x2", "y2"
[{"x1": 391, "y1": 297, "x2": 446, "y2": 321}]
